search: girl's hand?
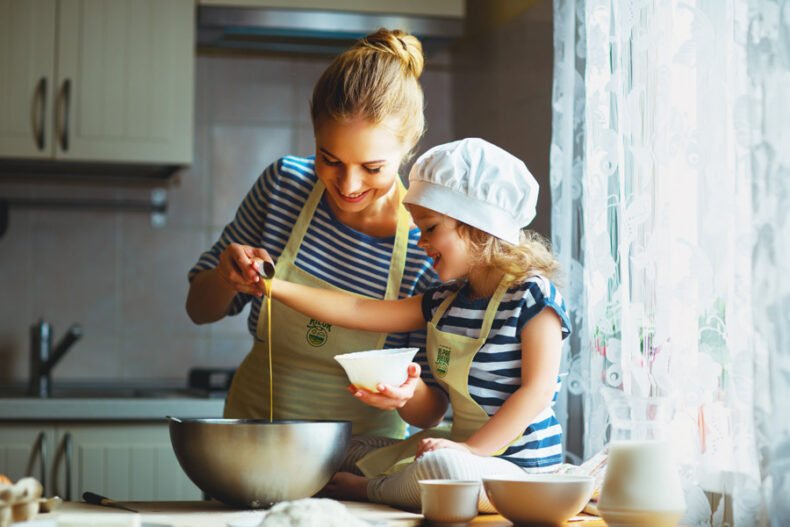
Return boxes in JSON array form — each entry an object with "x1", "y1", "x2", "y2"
[
  {"x1": 415, "y1": 438, "x2": 474, "y2": 459},
  {"x1": 348, "y1": 363, "x2": 421, "y2": 410},
  {"x1": 217, "y1": 243, "x2": 271, "y2": 296}
]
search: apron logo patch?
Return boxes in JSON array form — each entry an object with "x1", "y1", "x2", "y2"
[
  {"x1": 435, "y1": 345, "x2": 451, "y2": 377},
  {"x1": 305, "y1": 319, "x2": 331, "y2": 347}
]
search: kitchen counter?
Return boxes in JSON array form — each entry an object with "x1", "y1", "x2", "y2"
[
  {"x1": 33, "y1": 500, "x2": 607, "y2": 526},
  {"x1": 0, "y1": 381, "x2": 226, "y2": 421},
  {"x1": 0, "y1": 397, "x2": 225, "y2": 421}
]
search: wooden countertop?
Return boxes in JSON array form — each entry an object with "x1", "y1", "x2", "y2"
[{"x1": 36, "y1": 500, "x2": 607, "y2": 526}]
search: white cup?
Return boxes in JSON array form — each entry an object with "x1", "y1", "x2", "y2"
[{"x1": 418, "y1": 479, "x2": 480, "y2": 526}]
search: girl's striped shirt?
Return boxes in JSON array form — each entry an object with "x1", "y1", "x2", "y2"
[
  {"x1": 189, "y1": 155, "x2": 440, "y2": 385},
  {"x1": 421, "y1": 276, "x2": 571, "y2": 468}
]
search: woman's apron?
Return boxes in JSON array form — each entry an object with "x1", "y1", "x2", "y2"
[
  {"x1": 357, "y1": 275, "x2": 521, "y2": 477},
  {"x1": 224, "y1": 180, "x2": 412, "y2": 438}
]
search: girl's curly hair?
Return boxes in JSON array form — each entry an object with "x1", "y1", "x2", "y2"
[{"x1": 455, "y1": 223, "x2": 563, "y2": 287}]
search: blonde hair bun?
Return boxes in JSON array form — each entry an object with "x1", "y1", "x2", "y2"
[
  {"x1": 358, "y1": 28, "x2": 425, "y2": 79},
  {"x1": 310, "y1": 27, "x2": 426, "y2": 153}
]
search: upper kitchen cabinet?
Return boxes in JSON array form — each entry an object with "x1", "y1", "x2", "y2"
[{"x1": 0, "y1": 0, "x2": 194, "y2": 164}]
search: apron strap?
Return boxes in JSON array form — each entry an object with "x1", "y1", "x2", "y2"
[
  {"x1": 277, "y1": 180, "x2": 326, "y2": 269},
  {"x1": 273, "y1": 177, "x2": 411, "y2": 348},
  {"x1": 383, "y1": 182, "x2": 409, "y2": 301},
  {"x1": 431, "y1": 274, "x2": 514, "y2": 343}
]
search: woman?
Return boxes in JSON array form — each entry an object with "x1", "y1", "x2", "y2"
[{"x1": 185, "y1": 29, "x2": 446, "y2": 451}]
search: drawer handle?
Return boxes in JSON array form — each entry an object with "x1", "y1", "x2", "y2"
[
  {"x1": 35, "y1": 77, "x2": 47, "y2": 151},
  {"x1": 59, "y1": 79, "x2": 71, "y2": 152},
  {"x1": 25, "y1": 431, "x2": 47, "y2": 495},
  {"x1": 52, "y1": 432, "x2": 73, "y2": 501},
  {"x1": 63, "y1": 432, "x2": 72, "y2": 502}
]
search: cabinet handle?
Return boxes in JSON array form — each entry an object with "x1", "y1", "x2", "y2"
[
  {"x1": 25, "y1": 432, "x2": 47, "y2": 496},
  {"x1": 35, "y1": 78, "x2": 47, "y2": 151},
  {"x1": 64, "y1": 433, "x2": 72, "y2": 502},
  {"x1": 53, "y1": 432, "x2": 74, "y2": 502},
  {"x1": 59, "y1": 79, "x2": 71, "y2": 152}
]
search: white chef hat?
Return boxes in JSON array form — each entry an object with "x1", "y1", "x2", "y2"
[{"x1": 403, "y1": 138, "x2": 539, "y2": 245}]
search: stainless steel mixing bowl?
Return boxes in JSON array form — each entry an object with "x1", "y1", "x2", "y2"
[{"x1": 168, "y1": 417, "x2": 351, "y2": 508}]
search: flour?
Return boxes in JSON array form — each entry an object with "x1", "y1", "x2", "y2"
[{"x1": 257, "y1": 498, "x2": 372, "y2": 527}]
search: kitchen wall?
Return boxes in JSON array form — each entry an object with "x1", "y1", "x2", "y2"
[
  {"x1": 0, "y1": 49, "x2": 453, "y2": 384},
  {"x1": 452, "y1": 0, "x2": 554, "y2": 237},
  {"x1": 0, "y1": 0, "x2": 553, "y2": 385}
]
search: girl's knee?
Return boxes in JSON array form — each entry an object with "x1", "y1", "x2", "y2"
[{"x1": 413, "y1": 449, "x2": 473, "y2": 480}]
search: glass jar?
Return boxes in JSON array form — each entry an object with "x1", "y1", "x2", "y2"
[{"x1": 597, "y1": 388, "x2": 686, "y2": 527}]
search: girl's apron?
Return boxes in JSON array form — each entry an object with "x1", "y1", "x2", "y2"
[
  {"x1": 224, "y1": 180, "x2": 411, "y2": 438},
  {"x1": 357, "y1": 275, "x2": 520, "y2": 477}
]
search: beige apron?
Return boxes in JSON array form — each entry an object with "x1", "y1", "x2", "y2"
[
  {"x1": 224, "y1": 180, "x2": 412, "y2": 438},
  {"x1": 357, "y1": 275, "x2": 520, "y2": 477}
]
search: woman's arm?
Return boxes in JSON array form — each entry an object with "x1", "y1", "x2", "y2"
[
  {"x1": 186, "y1": 243, "x2": 271, "y2": 324},
  {"x1": 417, "y1": 306, "x2": 563, "y2": 457},
  {"x1": 270, "y1": 277, "x2": 426, "y2": 334}
]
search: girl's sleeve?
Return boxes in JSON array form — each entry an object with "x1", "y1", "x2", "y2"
[
  {"x1": 187, "y1": 159, "x2": 280, "y2": 316},
  {"x1": 517, "y1": 277, "x2": 572, "y2": 339}
]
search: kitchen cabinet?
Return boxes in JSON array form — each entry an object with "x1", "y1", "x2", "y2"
[
  {"x1": 0, "y1": 0, "x2": 194, "y2": 164},
  {"x1": 0, "y1": 422, "x2": 202, "y2": 501}
]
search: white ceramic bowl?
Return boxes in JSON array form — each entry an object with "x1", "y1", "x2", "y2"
[
  {"x1": 419, "y1": 480, "x2": 481, "y2": 526},
  {"x1": 483, "y1": 474, "x2": 594, "y2": 525},
  {"x1": 334, "y1": 347, "x2": 418, "y2": 393}
]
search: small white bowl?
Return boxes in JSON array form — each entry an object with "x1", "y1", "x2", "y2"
[
  {"x1": 483, "y1": 474, "x2": 594, "y2": 525},
  {"x1": 334, "y1": 347, "x2": 418, "y2": 393},
  {"x1": 419, "y1": 479, "x2": 480, "y2": 526}
]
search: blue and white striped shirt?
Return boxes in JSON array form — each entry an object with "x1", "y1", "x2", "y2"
[
  {"x1": 188, "y1": 155, "x2": 440, "y2": 385},
  {"x1": 421, "y1": 276, "x2": 571, "y2": 468}
]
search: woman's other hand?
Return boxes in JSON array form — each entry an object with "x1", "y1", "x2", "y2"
[
  {"x1": 217, "y1": 243, "x2": 271, "y2": 296},
  {"x1": 348, "y1": 362, "x2": 422, "y2": 410}
]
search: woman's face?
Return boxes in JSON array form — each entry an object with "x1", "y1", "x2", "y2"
[
  {"x1": 314, "y1": 114, "x2": 407, "y2": 216},
  {"x1": 408, "y1": 205, "x2": 472, "y2": 282}
]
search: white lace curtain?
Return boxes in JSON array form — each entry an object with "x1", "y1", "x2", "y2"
[{"x1": 550, "y1": 0, "x2": 790, "y2": 525}]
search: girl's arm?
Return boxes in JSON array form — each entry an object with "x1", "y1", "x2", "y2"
[
  {"x1": 269, "y1": 271, "x2": 445, "y2": 425},
  {"x1": 269, "y1": 277, "x2": 426, "y2": 334},
  {"x1": 418, "y1": 306, "x2": 563, "y2": 457},
  {"x1": 355, "y1": 363, "x2": 450, "y2": 429},
  {"x1": 395, "y1": 378, "x2": 449, "y2": 429}
]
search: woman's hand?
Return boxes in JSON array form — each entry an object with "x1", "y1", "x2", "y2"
[
  {"x1": 348, "y1": 363, "x2": 422, "y2": 410},
  {"x1": 216, "y1": 243, "x2": 272, "y2": 296},
  {"x1": 415, "y1": 438, "x2": 475, "y2": 459}
]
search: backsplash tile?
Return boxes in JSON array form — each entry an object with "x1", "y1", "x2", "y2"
[{"x1": 209, "y1": 124, "x2": 293, "y2": 229}]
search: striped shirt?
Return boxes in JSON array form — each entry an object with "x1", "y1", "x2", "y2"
[
  {"x1": 188, "y1": 155, "x2": 440, "y2": 385},
  {"x1": 421, "y1": 276, "x2": 571, "y2": 468}
]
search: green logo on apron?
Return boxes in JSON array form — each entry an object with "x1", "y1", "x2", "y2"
[
  {"x1": 306, "y1": 319, "x2": 331, "y2": 347},
  {"x1": 435, "y1": 345, "x2": 451, "y2": 377}
]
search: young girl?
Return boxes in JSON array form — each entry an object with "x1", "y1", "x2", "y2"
[{"x1": 255, "y1": 138, "x2": 570, "y2": 512}]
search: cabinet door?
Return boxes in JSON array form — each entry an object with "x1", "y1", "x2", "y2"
[
  {"x1": 0, "y1": 0, "x2": 57, "y2": 158},
  {"x1": 0, "y1": 424, "x2": 55, "y2": 495},
  {"x1": 55, "y1": 0, "x2": 194, "y2": 163},
  {"x1": 56, "y1": 423, "x2": 202, "y2": 501}
]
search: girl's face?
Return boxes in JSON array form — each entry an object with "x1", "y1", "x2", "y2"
[
  {"x1": 314, "y1": 114, "x2": 407, "y2": 216},
  {"x1": 409, "y1": 205, "x2": 472, "y2": 282}
]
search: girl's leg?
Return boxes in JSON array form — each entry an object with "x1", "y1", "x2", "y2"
[
  {"x1": 367, "y1": 449, "x2": 530, "y2": 512},
  {"x1": 339, "y1": 436, "x2": 400, "y2": 475},
  {"x1": 320, "y1": 472, "x2": 370, "y2": 501}
]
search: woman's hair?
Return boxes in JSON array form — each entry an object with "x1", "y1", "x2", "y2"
[
  {"x1": 456, "y1": 223, "x2": 563, "y2": 285},
  {"x1": 310, "y1": 28, "x2": 425, "y2": 157}
]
